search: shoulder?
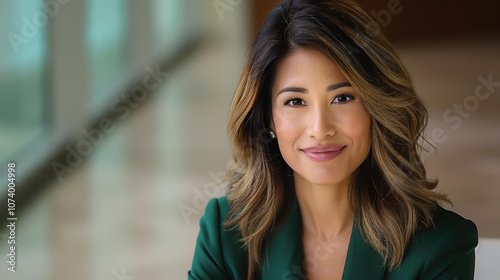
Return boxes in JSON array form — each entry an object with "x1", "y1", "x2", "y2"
[
  {"x1": 194, "y1": 196, "x2": 230, "y2": 226},
  {"x1": 188, "y1": 196, "x2": 248, "y2": 280},
  {"x1": 417, "y1": 206, "x2": 478, "y2": 257},
  {"x1": 206, "y1": 195, "x2": 231, "y2": 218},
  {"x1": 414, "y1": 205, "x2": 478, "y2": 248},
  {"x1": 198, "y1": 196, "x2": 237, "y2": 241},
  {"x1": 387, "y1": 206, "x2": 478, "y2": 279}
]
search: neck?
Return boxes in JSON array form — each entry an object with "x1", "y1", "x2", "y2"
[{"x1": 294, "y1": 172, "x2": 355, "y2": 241}]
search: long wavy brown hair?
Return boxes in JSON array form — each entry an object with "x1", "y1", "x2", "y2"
[{"x1": 224, "y1": 0, "x2": 449, "y2": 279}]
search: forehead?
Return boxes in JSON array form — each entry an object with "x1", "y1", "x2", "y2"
[{"x1": 271, "y1": 48, "x2": 349, "y2": 94}]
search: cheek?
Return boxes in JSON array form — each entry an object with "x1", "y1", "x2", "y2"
[
  {"x1": 341, "y1": 107, "x2": 371, "y2": 147},
  {"x1": 272, "y1": 109, "x2": 298, "y2": 134},
  {"x1": 272, "y1": 110, "x2": 303, "y2": 151}
]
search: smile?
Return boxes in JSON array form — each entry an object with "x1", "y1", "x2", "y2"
[{"x1": 300, "y1": 145, "x2": 346, "y2": 162}]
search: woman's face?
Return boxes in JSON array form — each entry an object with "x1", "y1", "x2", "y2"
[{"x1": 270, "y1": 48, "x2": 371, "y2": 187}]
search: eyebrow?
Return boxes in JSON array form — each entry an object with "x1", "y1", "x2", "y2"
[{"x1": 277, "y1": 82, "x2": 352, "y2": 95}]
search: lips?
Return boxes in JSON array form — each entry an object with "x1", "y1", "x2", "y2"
[{"x1": 300, "y1": 145, "x2": 346, "y2": 162}]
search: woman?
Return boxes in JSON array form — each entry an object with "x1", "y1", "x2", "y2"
[{"x1": 188, "y1": 0, "x2": 478, "y2": 279}]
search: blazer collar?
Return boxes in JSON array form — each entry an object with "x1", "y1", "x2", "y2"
[{"x1": 261, "y1": 194, "x2": 386, "y2": 280}]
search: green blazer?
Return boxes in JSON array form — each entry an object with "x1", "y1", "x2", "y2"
[{"x1": 188, "y1": 195, "x2": 477, "y2": 279}]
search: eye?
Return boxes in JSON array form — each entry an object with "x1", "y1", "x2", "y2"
[
  {"x1": 332, "y1": 94, "x2": 355, "y2": 104},
  {"x1": 284, "y1": 98, "x2": 306, "y2": 107}
]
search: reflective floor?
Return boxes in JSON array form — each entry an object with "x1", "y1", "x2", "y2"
[{"x1": 1, "y1": 21, "x2": 499, "y2": 280}]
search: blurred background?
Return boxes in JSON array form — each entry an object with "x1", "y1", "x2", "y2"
[{"x1": 0, "y1": 0, "x2": 498, "y2": 279}]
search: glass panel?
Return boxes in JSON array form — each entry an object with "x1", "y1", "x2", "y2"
[
  {"x1": 0, "y1": 0, "x2": 47, "y2": 163},
  {"x1": 153, "y1": 0, "x2": 196, "y2": 55},
  {"x1": 85, "y1": 0, "x2": 128, "y2": 105}
]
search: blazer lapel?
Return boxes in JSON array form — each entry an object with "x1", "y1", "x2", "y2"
[
  {"x1": 261, "y1": 194, "x2": 303, "y2": 280},
  {"x1": 341, "y1": 216, "x2": 387, "y2": 280}
]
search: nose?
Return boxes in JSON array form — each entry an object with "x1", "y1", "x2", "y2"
[{"x1": 307, "y1": 104, "x2": 336, "y2": 140}]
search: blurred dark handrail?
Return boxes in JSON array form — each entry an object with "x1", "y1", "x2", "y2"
[{"x1": 0, "y1": 34, "x2": 206, "y2": 226}]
